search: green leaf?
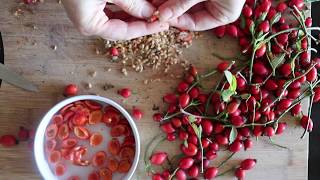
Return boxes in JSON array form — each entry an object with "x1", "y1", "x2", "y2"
[
  {"x1": 224, "y1": 71, "x2": 233, "y2": 85},
  {"x1": 230, "y1": 75, "x2": 237, "y2": 91},
  {"x1": 183, "y1": 139, "x2": 188, "y2": 148},
  {"x1": 198, "y1": 125, "x2": 202, "y2": 138},
  {"x1": 221, "y1": 89, "x2": 235, "y2": 102},
  {"x1": 270, "y1": 12, "x2": 281, "y2": 25},
  {"x1": 188, "y1": 115, "x2": 196, "y2": 123},
  {"x1": 191, "y1": 123, "x2": 200, "y2": 137},
  {"x1": 229, "y1": 126, "x2": 238, "y2": 144},
  {"x1": 270, "y1": 53, "x2": 286, "y2": 75},
  {"x1": 249, "y1": 22, "x2": 255, "y2": 36},
  {"x1": 257, "y1": 12, "x2": 268, "y2": 24},
  {"x1": 240, "y1": 15, "x2": 246, "y2": 30}
]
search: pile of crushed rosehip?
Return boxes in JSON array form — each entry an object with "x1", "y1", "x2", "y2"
[{"x1": 146, "y1": 0, "x2": 320, "y2": 180}]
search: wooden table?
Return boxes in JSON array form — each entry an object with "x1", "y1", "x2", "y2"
[{"x1": 0, "y1": 1, "x2": 309, "y2": 179}]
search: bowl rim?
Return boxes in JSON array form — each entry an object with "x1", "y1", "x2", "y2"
[{"x1": 34, "y1": 95, "x2": 140, "y2": 180}]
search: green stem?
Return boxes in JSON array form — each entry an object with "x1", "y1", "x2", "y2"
[
  {"x1": 269, "y1": 137, "x2": 289, "y2": 149},
  {"x1": 217, "y1": 167, "x2": 235, "y2": 177},
  {"x1": 217, "y1": 152, "x2": 236, "y2": 168},
  {"x1": 168, "y1": 167, "x2": 180, "y2": 180}
]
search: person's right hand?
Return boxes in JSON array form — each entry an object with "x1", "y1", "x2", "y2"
[
  {"x1": 157, "y1": 0, "x2": 245, "y2": 31},
  {"x1": 62, "y1": 0, "x2": 169, "y2": 40}
]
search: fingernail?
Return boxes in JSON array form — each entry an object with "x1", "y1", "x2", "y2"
[{"x1": 159, "y1": 8, "x2": 173, "y2": 22}]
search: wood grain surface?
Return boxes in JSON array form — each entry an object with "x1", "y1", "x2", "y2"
[{"x1": 0, "y1": 0, "x2": 309, "y2": 179}]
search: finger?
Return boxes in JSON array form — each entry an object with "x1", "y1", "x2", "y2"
[
  {"x1": 96, "y1": 19, "x2": 169, "y2": 40},
  {"x1": 158, "y1": 0, "x2": 205, "y2": 22},
  {"x1": 168, "y1": 10, "x2": 226, "y2": 31},
  {"x1": 110, "y1": 0, "x2": 156, "y2": 19}
]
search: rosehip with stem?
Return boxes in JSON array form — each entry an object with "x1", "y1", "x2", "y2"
[
  {"x1": 204, "y1": 167, "x2": 218, "y2": 179},
  {"x1": 276, "y1": 122, "x2": 287, "y2": 135},
  {"x1": 153, "y1": 113, "x2": 162, "y2": 122},
  {"x1": 188, "y1": 165, "x2": 199, "y2": 178},
  {"x1": 306, "y1": 67, "x2": 317, "y2": 82},
  {"x1": 255, "y1": 44, "x2": 266, "y2": 58},
  {"x1": 229, "y1": 140, "x2": 243, "y2": 152},
  {"x1": 181, "y1": 142, "x2": 198, "y2": 156},
  {"x1": 205, "y1": 149, "x2": 217, "y2": 160},
  {"x1": 264, "y1": 126, "x2": 275, "y2": 137},
  {"x1": 64, "y1": 84, "x2": 78, "y2": 97},
  {"x1": 179, "y1": 130, "x2": 188, "y2": 140},
  {"x1": 291, "y1": 103, "x2": 302, "y2": 116},
  {"x1": 300, "y1": 115, "x2": 313, "y2": 132},
  {"x1": 277, "y1": 99, "x2": 292, "y2": 112},
  {"x1": 163, "y1": 93, "x2": 177, "y2": 104},
  {"x1": 150, "y1": 152, "x2": 168, "y2": 165},
  {"x1": 161, "y1": 123, "x2": 175, "y2": 134},
  {"x1": 276, "y1": 2, "x2": 287, "y2": 12},
  {"x1": 259, "y1": 20, "x2": 270, "y2": 33},
  {"x1": 253, "y1": 62, "x2": 268, "y2": 76},
  {"x1": 240, "y1": 159, "x2": 257, "y2": 170},
  {"x1": 217, "y1": 61, "x2": 229, "y2": 72},
  {"x1": 175, "y1": 169, "x2": 187, "y2": 180},
  {"x1": 179, "y1": 157, "x2": 194, "y2": 169},
  {"x1": 235, "y1": 168, "x2": 246, "y2": 180},
  {"x1": 227, "y1": 101, "x2": 240, "y2": 114},
  {"x1": 179, "y1": 93, "x2": 190, "y2": 108},
  {"x1": 177, "y1": 82, "x2": 189, "y2": 93},
  {"x1": 244, "y1": 138, "x2": 253, "y2": 150}
]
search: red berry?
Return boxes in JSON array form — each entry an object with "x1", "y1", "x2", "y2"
[
  {"x1": 213, "y1": 25, "x2": 226, "y2": 38},
  {"x1": 189, "y1": 65, "x2": 198, "y2": 77},
  {"x1": 167, "y1": 133, "x2": 176, "y2": 141},
  {"x1": 177, "y1": 82, "x2": 189, "y2": 93},
  {"x1": 152, "y1": 174, "x2": 164, "y2": 180},
  {"x1": 179, "y1": 157, "x2": 194, "y2": 169},
  {"x1": 217, "y1": 61, "x2": 229, "y2": 72},
  {"x1": 305, "y1": 17, "x2": 312, "y2": 27},
  {"x1": 235, "y1": 168, "x2": 246, "y2": 180},
  {"x1": 161, "y1": 123, "x2": 175, "y2": 134},
  {"x1": 259, "y1": 0, "x2": 271, "y2": 12},
  {"x1": 289, "y1": 0, "x2": 304, "y2": 10},
  {"x1": 175, "y1": 169, "x2": 187, "y2": 180},
  {"x1": 150, "y1": 152, "x2": 167, "y2": 165},
  {"x1": 201, "y1": 119, "x2": 213, "y2": 135},
  {"x1": 279, "y1": 63, "x2": 292, "y2": 77},
  {"x1": 291, "y1": 103, "x2": 302, "y2": 116},
  {"x1": 255, "y1": 44, "x2": 266, "y2": 58},
  {"x1": 242, "y1": 5, "x2": 253, "y2": 18},
  {"x1": 189, "y1": 87, "x2": 199, "y2": 99},
  {"x1": 110, "y1": 47, "x2": 119, "y2": 56},
  {"x1": 259, "y1": 20, "x2": 270, "y2": 33},
  {"x1": 226, "y1": 25, "x2": 238, "y2": 38},
  {"x1": 179, "y1": 130, "x2": 188, "y2": 140},
  {"x1": 230, "y1": 116, "x2": 244, "y2": 127},
  {"x1": 227, "y1": 101, "x2": 240, "y2": 114},
  {"x1": 265, "y1": 79, "x2": 278, "y2": 91},
  {"x1": 171, "y1": 118, "x2": 182, "y2": 128},
  {"x1": 253, "y1": 126, "x2": 264, "y2": 137},
  {"x1": 188, "y1": 165, "x2": 199, "y2": 178},
  {"x1": 205, "y1": 149, "x2": 217, "y2": 160},
  {"x1": 244, "y1": 139, "x2": 253, "y2": 150},
  {"x1": 64, "y1": 84, "x2": 78, "y2": 96},
  {"x1": 314, "y1": 87, "x2": 320, "y2": 102},
  {"x1": 306, "y1": 67, "x2": 317, "y2": 82},
  {"x1": 215, "y1": 134, "x2": 229, "y2": 145},
  {"x1": 118, "y1": 88, "x2": 131, "y2": 98},
  {"x1": 277, "y1": 33, "x2": 289, "y2": 45},
  {"x1": 162, "y1": 170, "x2": 170, "y2": 179},
  {"x1": 264, "y1": 126, "x2": 275, "y2": 137},
  {"x1": 201, "y1": 138, "x2": 210, "y2": 148},
  {"x1": 179, "y1": 93, "x2": 190, "y2": 108},
  {"x1": 277, "y1": 99, "x2": 292, "y2": 112},
  {"x1": 185, "y1": 74, "x2": 195, "y2": 84},
  {"x1": 313, "y1": 57, "x2": 320, "y2": 69},
  {"x1": 181, "y1": 143, "x2": 198, "y2": 156},
  {"x1": 277, "y1": 2, "x2": 288, "y2": 12},
  {"x1": 204, "y1": 167, "x2": 218, "y2": 179},
  {"x1": 209, "y1": 142, "x2": 219, "y2": 151},
  {"x1": 229, "y1": 140, "x2": 243, "y2": 152},
  {"x1": 163, "y1": 93, "x2": 178, "y2": 104},
  {"x1": 253, "y1": 62, "x2": 268, "y2": 76},
  {"x1": 153, "y1": 113, "x2": 162, "y2": 122},
  {"x1": 267, "y1": 8, "x2": 277, "y2": 20},
  {"x1": 0, "y1": 135, "x2": 18, "y2": 147},
  {"x1": 18, "y1": 126, "x2": 30, "y2": 141},
  {"x1": 240, "y1": 159, "x2": 257, "y2": 170},
  {"x1": 300, "y1": 115, "x2": 313, "y2": 132},
  {"x1": 187, "y1": 135, "x2": 198, "y2": 145},
  {"x1": 132, "y1": 108, "x2": 143, "y2": 120},
  {"x1": 287, "y1": 89, "x2": 301, "y2": 99},
  {"x1": 276, "y1": 122, "x2": 287, "y2": 135}
]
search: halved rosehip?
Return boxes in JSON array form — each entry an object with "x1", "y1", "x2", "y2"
[
  {"x1": 74, "y1": 126, "x2": 90, "y2": 139},
  {"x1": 99, "y1": 168, "x2": 112, "y2": 180},
  {"x1": 46, "y1": 139, "x2": 57, "y2": 152},
  {"x1": 103, "y1": 110, "x2": 120, "y2": 127},
  {"x1": 58, "y1": 123, "x2": 69, "y2": 140},
  {"x1": 90, "y1": 133, "x2": 103, "y2": 147},
  {"x1": 67, "y1": 176, "x2": 80, "y2": 180},
  {"x1": 52, "y1": 115, "x2": 64, "y2": 125},
  {"x1": 63, "y1": 111, "x2": 75, "y2": 122},
  {"x1": 107, "y1": 157, "x2": 119, "y2": 172},
  {"x1": 55, "y1": 163, "x2": 66, "y2": 176},
  {"x1": 120, "y1": 147, "x2": 135, "y2": 160},
  {"x1": 110, "y1": 125, "x2": 126, "y2": 137},
  {"x1": 89, "y1": 110, "x2": 103, "y2": 124},
  {"x1": 85, "y1": 100, "x2": 102, "y2": 110},
  {"x1": 92, "y1": 151, "x2": 107, "y2": 167},
  {"x1": 49, "y1": 150, "x2": 61, "y2": 164},
  {"x1": 46, "y1": 124, "x2": 58, "y2": 140},
  {"x1": 60, "y1": 148, "x2": 72, "y2": 160},
  {"x1": 72, "y1": 111, "x2": 88, "y2": 126},
  {"x1": 122, "y1": 125, "x2": 133, "y2": 137},
  {"x1": 60, "y1": 103, "x2": 74, "y2": 115},
  {"x1": 118, "y1": 160, "x2": 131, "y2": 173},
  {"x1": 108, "y1": 138, "x2": 121, "y2": 155},
  {"x1": 88, "y1": 171, "x2": 100, "y2": 180},
  {"x1": 62, "y1": 138, "x2": 77, "y2": 149},
  {"x1": 122, "y1": 136, "x2": 135, "y2": 147}
]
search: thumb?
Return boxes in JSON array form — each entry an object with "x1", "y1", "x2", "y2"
[
  {"x1": 158, "y1": 0, "x2": 205, "y2": 21},
  {"x1": 110, "y1": 0, "x2": 156, "y2": 19}
]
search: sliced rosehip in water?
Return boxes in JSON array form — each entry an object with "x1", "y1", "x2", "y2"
[
  {"x1": 67, "y1": 176, "x2": 80, "y2": 180},
  {"x1": 120, "y1": 146, "x2": 135, "y2": 160},
  {"x1": 108, "y1": 138, "x2": 121, "y2": 155},
  {"x1": 46, "y1": 139, "x2": 57, "y2": 152},
  {"x1": 88, "y1": 171, "x2": 100, "y2": 180},
  {"x1": 122, "y1": 136, "x2": 135, "y2": 147},
  {"x1": 90, "y1": 133, "x2": 103, "y2": 147},
  {"x1": 89, "y1": 110, "x2": 103, "y2": 124},
  {"x1": 118, "y1": 160, "x2": 131, "y2": 173},
  {"x1": 110, "y1": 124, "x2": 126, "y2": 137},
  {"x1": 99, "y1": 168, "x2": 113, "y2": 180},
  {"x1": 60, "y1": 103, "x2": 74, "y2": 115},
  {"x1": 74, "y1": 126, "x2": 90, "y2": 139},
  {"x1": 55, "y1": 163, "x2": 66, "y2": 176},
  {"x1": 103, "y1": 110, "x2": 120, "y2": 127},
  {"x1": 92, "y1": 151, "x2": 107, "y2": 167},
  {"x1": 52, "y1": 115, "x2": 64, "y2": 125},
  {"x1": 107, "y1": 157, "x2": 119, "y2": 172},
  {"x1": 122, "y1": 125, "x2": 133, "y2": 137},
  {"x1": 58, "y1": 123, "x2": 69, "y2": 140},
  {"x1": 63, "y1": 111, "x2": 75, "y2": 122},
  {"x1": 72, "y1": 111, "x2": 88, "y2": 126},
  {"x1": 62, "y1": 138, "x2": 77, "y2": 149},
  {"x1": 46, "y1": 124, "x2": 58, "y2": 140},
  {"x1": 84, "y1": 100, "x2": 102, "y2": 110},
  {"x1": 49, "y1": 150, "x2": 61, "y2": 164},
  {"x1": 61, "y1": 148, "x2": 72, "y2": 160}
]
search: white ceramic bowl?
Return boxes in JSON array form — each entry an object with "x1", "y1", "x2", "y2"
[{"x1": 34, "y1": 95, "x2": 140, "y2": 180}]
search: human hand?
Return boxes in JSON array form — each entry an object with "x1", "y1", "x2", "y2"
[
  {"x1": 157, "y1": 0, "x2": 245, "y2": 31},
  {"x1": 62, "y1": 0, "x2": 169, "y2": 40}
]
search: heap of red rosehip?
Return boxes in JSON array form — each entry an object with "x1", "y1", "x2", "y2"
[{"x1": 147, "y1": 0, "x2": 320, "y2": 179}]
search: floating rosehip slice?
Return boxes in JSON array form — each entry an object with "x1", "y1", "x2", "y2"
[
  {"x1": 59, "y1": 103, "x2": 74, "y2": 115},
  {"x1": 72, "y1": 111, "x2": 88, "y2": 126},
  {"x1": 103, "y1": 110, "x2": 120, "y2": 127},
  {"x1": 107, "y1": 157, "x2": 119, "y2": 172},
  {"x1": 90, "y1": 133, "x2": 103, "y2": 146},
  {"x1": 58, "y1": 123, "x2": 69, "y2": 140},
  {"x1": 55, "y1": 163, "x2": 66, "y2": 176},
  {"x1": 74, "y1": 126, "x2": 90, "y2": 140},
  {"x1": 122, "y1": 136, "x2": 135, "y2": 147},
  {"x1": 46, "y1": 139, "x2": 57, "y2": 152},
  {"x1": 108, "y1": 138, "x2": 121, "y2": 155},
  {"x1": 67, "y1": 176, "x2": 80, "y2": 180},
  {"x1": 118, "y1": 160, "x2": 131, "y2": 173},
  {"x1": 84, "y1": 100, "x2": 102, "y2": 110},
  {"x1": 52, "y1": 115, "x2": 64, "y2": 125},
  {"x1": 61, "y1": 148, "x2": 72, "y2": 161},
  {"x1": 45, "y1": 124, "x2": 58, "y2": 140},
  {"x1": 62, "y1": 138, "x2": 77, "y2": 149},
  {"x1": 49, "y1": 150, "x2": 61, "y2": 164},
  {"x1": 64, "y1": 111, "x2": 75, "y2": 122},
  {"x1": 120, "y1": 146, "x2": 135, "y2": 160},
  {"x1": 109, "y1": 124, "x2": 126, "y2": 137},
  {"x1": 89, "y1": 110, "x2": 103, "y2": 124},
  {"x1": 88, "y1": 171, "x2": 100, "y2": 180},
  {"x1": 92, "y1": 151, "x2": 107, "y2": 167},
  {"x1": 100, "y1": 167, "x2": 113, "y2": 179}
]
